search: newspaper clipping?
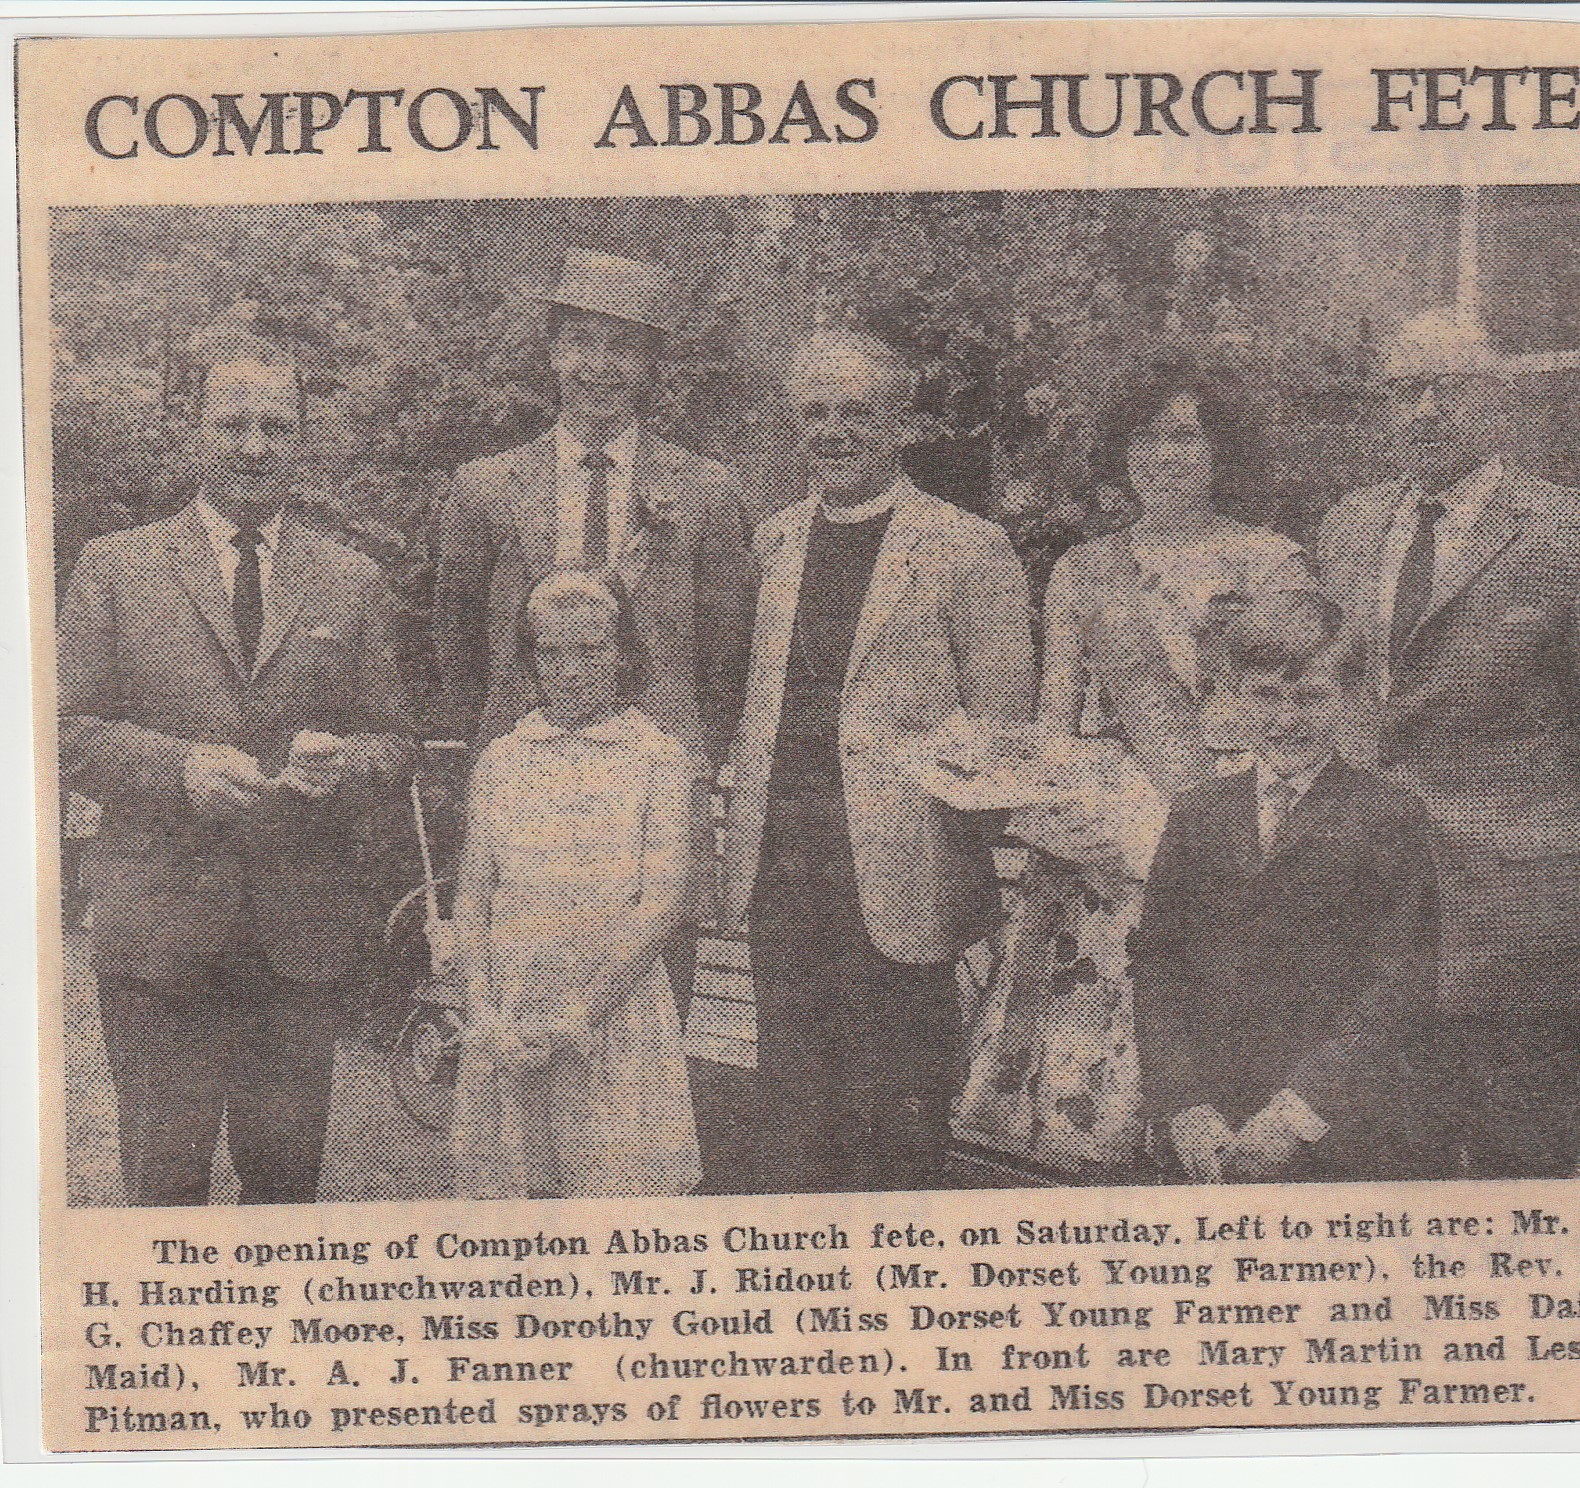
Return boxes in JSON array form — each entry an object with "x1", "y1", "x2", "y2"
[{"x1": 20, "y1": 7, "x2": 1580, "y2": 1452}]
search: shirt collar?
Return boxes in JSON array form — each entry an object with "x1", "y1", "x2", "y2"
[
  {"x1": 1405, "y1": 455, "x2": 1503, "y2": 526},
  {"x1": 194, "y1": 496, "x2": 284, "y2": 552},
  {"x1": 513, "y1": 706, "x2": 643, "y2": 745},
  {"x1": 557, "y1": 421, "x2": 639, "y2": 474},
  {"x1": 1255, "y1": 752, "x2": 1334, "y2": 802},
  {"x1": 820, "y1": 474, "x2": 906, "y2": 526}
]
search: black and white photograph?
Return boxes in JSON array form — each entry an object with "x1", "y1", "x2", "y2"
[{"x1": 51, "y1": 184, "x2": 1580, "y2": 1208}]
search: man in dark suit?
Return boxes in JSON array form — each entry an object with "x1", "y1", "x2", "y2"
[
  {"x1": 1315, "y1": 308, "x2": 1580, "y2": 1177},
  {"x1": 1132, "y1": 591, "x2": 1441, "y2": 1183},
  {"x1": 58, "y1": 353, "x2": 416, "y2": 1205},
  {"x1": 433, "y1": 250, "x2": 753, "y2": 768}
]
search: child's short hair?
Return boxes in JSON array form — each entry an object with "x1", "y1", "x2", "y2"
[
  {"x1": 1223, "y1": 589, "x2": 1362, "y2": 686},
  {"x1": 516, "y1": 569, "x2": 650, "y2": 701}
]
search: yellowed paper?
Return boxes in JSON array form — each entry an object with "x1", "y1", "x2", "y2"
[{"x1": 23, "y1": 9, "x2": 1580, "y2": 1453}]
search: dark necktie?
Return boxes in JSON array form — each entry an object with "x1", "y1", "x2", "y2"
[
  {"x1": 581, "y1": 449, "x2": 614, "y2": 568},
  {"x1": 231, "y1": 523, "x2": 264, "y2": 672},
  {"x1": 1389, "y1": 497, "x2": 1446, "y2": 661}
]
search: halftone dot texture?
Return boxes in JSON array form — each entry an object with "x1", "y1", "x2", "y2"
[{"x1": 54, "y1": 188, "x2": 1580, "y2": 1202}]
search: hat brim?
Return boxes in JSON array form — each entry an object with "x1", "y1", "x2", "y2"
[{"x1": 536, "y1": 290, "x2": 674, "y2": 336}]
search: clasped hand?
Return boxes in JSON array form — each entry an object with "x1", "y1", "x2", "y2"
[
  {"x1": 463, "y1": 1007, "x2": 592, "y2": 1072},
  {"x1": 183, "y1": 731, "x2": 349, "y2": 817}
]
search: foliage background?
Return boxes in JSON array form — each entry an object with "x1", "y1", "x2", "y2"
[{"x1": 50, "y1": 187, "x2": 1580, "y2": 726}]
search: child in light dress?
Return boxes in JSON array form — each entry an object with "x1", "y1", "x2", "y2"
[{"x1": 450, "y1": 570, "x2": 701, "y2": 1198}]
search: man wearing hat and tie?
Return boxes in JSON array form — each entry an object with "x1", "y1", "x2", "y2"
[
  {"x1": 1314, "y1": 306, "x2": 1580, "y2": 1178},
  {"x1": 433, "y1": 249, "x2": 753, "y2": 771}
]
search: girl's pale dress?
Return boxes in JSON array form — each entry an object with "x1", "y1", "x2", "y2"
[{"x1": 452, "y1": 707, "x2": 701, "y2": 1199}]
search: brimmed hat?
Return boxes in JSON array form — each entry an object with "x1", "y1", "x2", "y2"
[{"x1": 537, "y1": 249, "x2": 680, "y2": 335}]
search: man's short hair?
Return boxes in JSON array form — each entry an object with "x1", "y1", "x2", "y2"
[
  {"x1": 784, "y1": 327, "x2": 916, "y2": 407},
  {"x1": 198, "y1": 348, "x2": 304, "y2": 414},
  {"x1": 1376, "y1": 305, "x2": 1502, "y2": 384},
  {"x1": 1223, "y1": 589, "x2": 1362, "y2": 687}
]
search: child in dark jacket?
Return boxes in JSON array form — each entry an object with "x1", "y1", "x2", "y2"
[{"x1": 1132, "y1": 590, "x2": 1441, "y2": 1182}]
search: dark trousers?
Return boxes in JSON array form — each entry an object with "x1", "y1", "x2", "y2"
[
  {"x1": 97, "y1": 945, "x2": 341, "y2": 1206},
  {"x1": 748, "y1": 875, "x2": 961, "y2": 1195},
  {"x1": 1429, "y1": 1010, "x2": 1580, "y2": 1178}
]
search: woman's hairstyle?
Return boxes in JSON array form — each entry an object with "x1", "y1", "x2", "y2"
[
  {"x1": 1223, "y1": 589, "x2": 1362, "y2": 687},
  {"x1": 516, "y1": 569, "x2": 651, "y2": 701},
  {"x1": 1089, "y1": 356, "x2": 1262, "y2": 501}
]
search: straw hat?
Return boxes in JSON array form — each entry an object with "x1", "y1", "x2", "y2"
[{"x1": 537, "y1": 249, "x2": 680, "y2": 335}]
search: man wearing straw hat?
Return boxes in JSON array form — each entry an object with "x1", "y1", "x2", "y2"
[
  {"x1": 433, "y1": 249, "x2": 753, "y2": 772},
  {"x1": 1315, "y1": 306, "x2": 1580, "y2": 1178}
]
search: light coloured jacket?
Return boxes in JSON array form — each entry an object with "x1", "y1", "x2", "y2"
[
  {"x1": 1314, "y1": 465, "x2": 1580, "y2": 862},
  {"x1": 724, "y1": 477, "x2": 1036, "y2": 964},
  {"x1": 434, "y1": 427, "x2": 754, "y2": 769},
  {"x1": 57, "y1": 503, "x2": 416, "y2": 984}
]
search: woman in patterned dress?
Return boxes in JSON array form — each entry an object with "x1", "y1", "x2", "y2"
[
  {"x1": 450, "y1": 571, "x2": 701, "y2": 1199},
  {"x1": 957, "y1": 360, "x2": 1314, "y2": 1178}
]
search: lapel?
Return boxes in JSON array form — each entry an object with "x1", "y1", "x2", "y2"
[
  {"x1": 252, "y1": 514, "x2": 318, "y2": 678},
  {"x1": 1260, "y1": 758, "x2": 1358, "y2": 870},
  {"x1": 1215, "y1": 768, "x2": 1262, "y2": 880},
  {"x1": 1343, "y1": 483, "x2": 1406, "y2": 683},
  {"x1": 168, "y1": 502, "x2": 246, "y2": 681},
  {"x1": 843, "y1": 477, "x2": 932, "y2": 695},
  {"x1": 617, "y1": 430, "x2": 671, "y2": 597},
  {"x1": 1403, "y1": 468, "x2": 1529, "y2": 650},
  {"x1": 507, "y1": 432, "x2": 559, "y2": 580},
  {"x1": 754, "y1": 497, "x2": 818, "y2": 698}
]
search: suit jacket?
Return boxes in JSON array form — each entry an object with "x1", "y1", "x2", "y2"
[
  {"x1": 1131, "y1": 760, "x2": 1440, "y2": 1172},
  {"x1": 723, "y1": 478, "x2": 1036, "y2": 965},
  {"x1": 1314, "y1": 466, "x2": 1580, "y2": 863},
  {"x1": 433, "y1": 427, "x2": 754, "y2": 768},
  {"x1": 57, "y1": 503, "x2": 417, "y2": 985}
]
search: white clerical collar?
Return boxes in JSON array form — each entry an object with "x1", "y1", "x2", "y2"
[
  {"x1": 556, "y1": 421, "x2": 639, "y2": 473},
  {"x1": 194, "y1": 496, "x2": 284, "y2": 551},
  {"x1": 820, "y1": 477, "x2": 904, "y2": 525}
]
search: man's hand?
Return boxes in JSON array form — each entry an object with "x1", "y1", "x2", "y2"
[
  {"x1": 278, "y1": 731, "x2": 347, "y2": 799},
  {"x1": 183, "y1": 744, "x2": 270, "y2": 818},
  {"x1": 1169, "y1": 1104, "x2": 1235, "y2": 1183},
  {"x1": 1225, "y1": 1103, "x2": 1304, "y2": 1181}
]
